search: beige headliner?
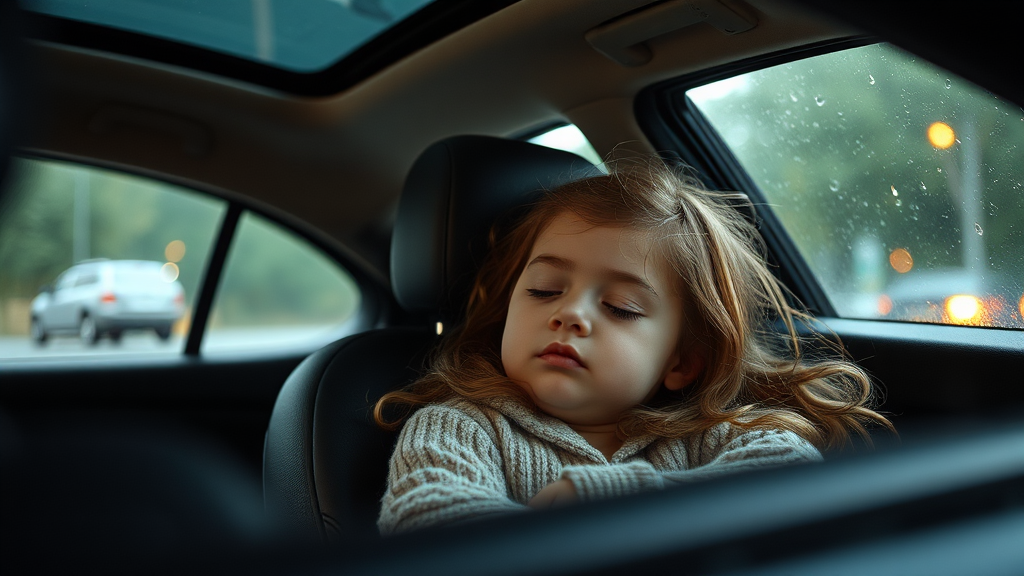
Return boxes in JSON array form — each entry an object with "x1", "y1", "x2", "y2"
[{"x1": 26, "y1": 0, "x2": 856, "y2": 268}]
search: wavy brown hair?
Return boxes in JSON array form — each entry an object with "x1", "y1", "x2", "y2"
[{"x1": 375, "y1": 160, "x2": 892, "y2": 450}]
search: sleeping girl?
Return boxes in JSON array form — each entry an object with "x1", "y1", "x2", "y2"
[{"x1": 375, "y1": 161, "x2": 892, "y2": 534}]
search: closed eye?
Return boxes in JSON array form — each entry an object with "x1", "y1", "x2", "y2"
[
  {"x1": 604, "y1": 303, "x2": 643, "y2": 321},
  {"x1": 526, "y1": 289, "x2": 561, "y2": 298}
]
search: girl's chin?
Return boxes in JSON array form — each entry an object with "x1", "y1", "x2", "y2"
[{"x1": 528, "y1": 391, "x2": 608, "y2": 424}]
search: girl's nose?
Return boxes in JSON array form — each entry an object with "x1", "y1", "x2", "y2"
[{"x1": 548, "y1": 304, "x2": 591, "y2": 336}]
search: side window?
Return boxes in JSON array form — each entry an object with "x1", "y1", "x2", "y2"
[
  {"x1": 527, "y1": 124, "x2": 604, "y2": 168},
  {"x1": 73, "y1": 271, "x2": 99, "y2": 287},
  {"x1": 55, "y1": 270, "x2": 76, "y2": 291},
  {"x1": 684, "y1": 44, "x2": 1024, "y2": 329},
  {"x1": 0, "y1": 158, "x2": 223, "y2": 358},
  {"x1": 202, "y1": 212, "x2": 361, "y2": 355},
  {"x1": 0, "y1": 158, "x2": 363, "y2": 360}
]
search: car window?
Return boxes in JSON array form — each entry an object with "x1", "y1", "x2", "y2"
[
  {"x1": 201, "y1": 211, "x2": 361, "y2": 355},
  {"x1": 527, "y1": 124, "x2": 604, "y2": 168},
  {"x1": 0, "y1": 158, "x2": 223, "y2": 359},
  {"x1": 0, "y1": 158, "x2": 363, "y2": 361},
  {"x1": 54, "y1": 270, "x2": 75, "y2": 290},
  {"x1": 73, "y1": 271, "x2": 99, "y2": 287},
  {"x1": 685, "y1": 43, "x2": 1024, "y2": 329}
]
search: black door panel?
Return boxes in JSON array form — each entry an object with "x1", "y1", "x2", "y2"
[{"x1": 0, "y1": 355, "x2": 304, "y2": 475}]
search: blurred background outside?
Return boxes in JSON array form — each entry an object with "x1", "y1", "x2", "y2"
[
  {"x1": 0, "y1": 160, "x2": 360, "y2": 359},
  {"x1": 688, "y1": 44, "x2": 1024, "y2": 328}
]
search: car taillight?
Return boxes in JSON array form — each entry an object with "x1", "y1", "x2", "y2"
[{"x1": 100, "y1": 292, "x2": 117, "y2": 303}]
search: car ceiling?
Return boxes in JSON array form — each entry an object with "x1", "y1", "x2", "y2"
[{"x1": 23, "y1": 0, "x2": 857, "y2": 270}]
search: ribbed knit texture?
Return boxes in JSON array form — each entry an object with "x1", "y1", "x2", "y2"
[{"x1": 378, "y1": 397, "x2": 822, "y2": 534}]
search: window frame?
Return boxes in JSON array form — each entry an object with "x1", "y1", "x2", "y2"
[{"x1": 3, "y1": 151, "x2": 391, "y2": 361}]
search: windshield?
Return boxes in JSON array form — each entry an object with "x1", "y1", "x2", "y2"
[{"x1": 23, "y1": 0, "x2": 437, "y2": 72}]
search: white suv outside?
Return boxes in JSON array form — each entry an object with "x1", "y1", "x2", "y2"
[{"x1": 30, "y1": 260, "x2": 186, "y2": 345}]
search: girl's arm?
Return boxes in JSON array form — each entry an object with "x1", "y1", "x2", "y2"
[
  {"x1": 378, "y1": 403, "x2": 527, "y2": 534},
  {"x1": 559, "y1": 428, "x2": 821, "y2": 503}
]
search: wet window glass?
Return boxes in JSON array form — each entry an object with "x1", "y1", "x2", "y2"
[
  {"x1": 202, "y1": 211, "x2": 361, "y2": 355},
  {"x1": 0, "y1": 158, "x2": 223, "y2": 358},
  {"x1": 687, "y1": 44, "x2": 1024, "y2": 328}
]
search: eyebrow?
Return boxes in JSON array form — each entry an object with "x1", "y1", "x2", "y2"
[{"x1": 526, "y1": 254, "x2": 660, "y2": 297}]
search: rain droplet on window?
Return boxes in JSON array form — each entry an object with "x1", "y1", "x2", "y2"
[
  {"x1": 895, "y1": 199, "x2": 902, "y2": 207},
  {"x1": 868, "y1": 74, "x2": 876, "y2": 85},
  {"x1": 975, "y1": 222, "x2": 983, "y2": 236},
  {"x1": 920, "y1": 182, "x2": 927, "y2": 191},
  {"x1": 815, "y1": 96, "x2": 826, "y2": 106},
  {"x1": 829, "y1": 179, "x2": 840, "y2": 192},
  {"x1": 945, "y1": 78, "x2": 952, "y2": 89},
  {"x1": 790, "y1": 92, "x2": 798, "y2": 102},
  {"x1": 891, "y1": 185, "x2": 898, "y2": 197}
]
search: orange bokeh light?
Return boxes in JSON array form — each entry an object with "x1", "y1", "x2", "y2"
[
  {"x1": 877, "y1": 294, "x2": 893, "y2": 316},
  {"x1": 928, "y1": 121, "x2": 956, "y2": 149},
  {"x1": 889, "y1": 248, "x2": 914, "y2": 273},
  {"x1": 165, "y1": 240, "x2": 186, "y2": 263},
  {"x1": 945, "y1": 294, "x2": 983, "y2": 325}
]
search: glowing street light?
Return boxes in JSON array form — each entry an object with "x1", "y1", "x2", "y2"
[
  {"x1": 928, "y1": 118, "x2": 986, "y2": 285},
  {"x1": 945, "y1": 294, "x2": 982, "y2": 325},
  {"x1": 928, "y1": 121, "x2": 956, "y2": 149},
  {"x1": 165, "y1": 240, "x2": 186, "y2": 263},
  {"x1": 888, "y1": 247, "x2": 914, "y2": 273}
]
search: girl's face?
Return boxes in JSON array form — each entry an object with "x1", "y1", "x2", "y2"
[{"x1": 501, "y1": 212, "x2": 697, "y2": 427}]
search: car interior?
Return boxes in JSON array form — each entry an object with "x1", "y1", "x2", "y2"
[{"x1": 1, "y1": 0, "x2": 1022, "y2": 574}]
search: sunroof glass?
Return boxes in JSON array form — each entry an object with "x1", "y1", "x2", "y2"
[{"x1": 24, "y1": 0, "x2": 437, "y2": 72}]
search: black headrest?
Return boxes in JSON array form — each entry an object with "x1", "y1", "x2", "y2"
[{"x1": 391, "y1": 135, "x2": 600, "y2": 324}]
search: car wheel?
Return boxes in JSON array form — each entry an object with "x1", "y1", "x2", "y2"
[
  {"x1": 155, "y1": 326, "x2": 171, "y2": 341},
  {"x1": 109, "y1": 329, "x2": 123, "y2": 343},
  {"x1": 79, "y1": 315, "x2": 99, "y2": 345},
  {"x1": 30, "y1": 317, "x2": 48, "y2": 345}
]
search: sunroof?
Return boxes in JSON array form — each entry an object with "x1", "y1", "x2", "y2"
[{"x1": 23, "y1": 0, "x2": 438, "y2": 72}]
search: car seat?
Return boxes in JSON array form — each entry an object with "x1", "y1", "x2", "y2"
[{"x1": 262, "y1": 135, "x2": 599, "y2": 542}]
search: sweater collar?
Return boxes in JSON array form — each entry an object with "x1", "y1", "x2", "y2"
[{"x1": 482, "y1": 396, "x2": 658, "y2": 463}]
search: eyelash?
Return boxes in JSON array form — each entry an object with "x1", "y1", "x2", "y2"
[
  {"x1": 525, "y1": 289, "x2": 643, "y2": 321},
  {"x1": 606, "y1": 305, "x2": 643, "y2": 321}
]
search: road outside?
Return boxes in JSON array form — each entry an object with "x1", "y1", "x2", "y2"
[{"x1": 0, "y1": 325, "x2": 349, "y2": 361}]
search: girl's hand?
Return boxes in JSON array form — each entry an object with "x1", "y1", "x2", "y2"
[{"x1": 528, "y1": 479, "x2": 578, "y2": 509}]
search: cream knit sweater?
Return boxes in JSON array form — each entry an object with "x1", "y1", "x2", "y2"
[{"x1": 378, "y1": 396, "x2": 822, "y2": 534}]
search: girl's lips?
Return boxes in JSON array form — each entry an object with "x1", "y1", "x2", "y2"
[{"x1": 538, "y1": 343, "x2": 584, "y2": 368}]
